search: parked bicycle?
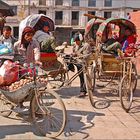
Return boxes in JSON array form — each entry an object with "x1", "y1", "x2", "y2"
[{"x1": 0, "y1": 63, "x2": 67, "y2": 138}]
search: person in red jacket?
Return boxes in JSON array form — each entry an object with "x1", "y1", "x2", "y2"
[{"x1": 122, "y1": 27, "x2": 137, "y2": 57}]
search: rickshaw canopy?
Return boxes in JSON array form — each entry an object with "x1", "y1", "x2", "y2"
[
  {"x1": 85, "y1": 18, "x2": 104, "y2": 35},
  {"x1": 19, "y1": 14, "x2": 54, "y2": 39},
  {"x1": 96, "y1": 18, "x2": 136, "y2": 41}
]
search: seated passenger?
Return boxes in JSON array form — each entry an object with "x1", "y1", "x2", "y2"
[
  {"x1": 33, "y1": 21, "x2": 63, "y2": 72},
  {"x1": 101, "y1": 38, "x2": 122, "y2": 57},
  {"x1": 121, "y1": 27, "x2": 137, "y2": 56},
  {"x1": 102, "y1": 27, "x2": 136, "y2": 58}
]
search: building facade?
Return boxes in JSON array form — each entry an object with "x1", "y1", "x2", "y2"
[{"x1": 2, "y1": 0, "x2": 140, "y2": 44}]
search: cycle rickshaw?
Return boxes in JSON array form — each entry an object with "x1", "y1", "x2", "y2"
[
  {"x1": 19, "y1": 14, "x2": 66, "y2": 89},
  {"x1": 0, "y1": 62, "x2": 66, "y2": 138},
  {"x1": 0, "y1": 15, "x2": 67, "y2": 137},
  {"x1": 88, "y1": 17, "x2": 138, "y2": 112}
]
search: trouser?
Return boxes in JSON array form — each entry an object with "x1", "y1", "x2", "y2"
[
  {"x1": 103, "y1": 41, "x2": 122, "y2": 56},
  {"x1": 75, "y1": 64, "x2": 86, "y2": 93}
]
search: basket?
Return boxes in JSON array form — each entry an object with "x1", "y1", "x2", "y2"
[{"x1": 0, "y1": 81, "x2": 46, "y2": 104}]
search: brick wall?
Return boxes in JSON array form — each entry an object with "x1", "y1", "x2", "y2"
[
  {"x1": 130, "y1": 11, "x2": 140, "y2": 73},
  {"x1": 130, "y1": 11, "x2": 140, "y2": 41}
]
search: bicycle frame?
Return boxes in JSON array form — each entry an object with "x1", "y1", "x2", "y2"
[{"x1": 60, "y1": 53, "x2": 89, "y2": 88}]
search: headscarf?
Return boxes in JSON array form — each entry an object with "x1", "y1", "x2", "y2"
[{"x1": 21, "y1": 26, "x2": 35, "y2": 45}]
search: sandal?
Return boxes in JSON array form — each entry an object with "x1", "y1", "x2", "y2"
[{"x1": 78, "y1": 92, "x2": 87, "y2": 98}]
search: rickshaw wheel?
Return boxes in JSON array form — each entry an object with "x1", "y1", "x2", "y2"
[
  {"x1": 84, "y1": 70, "x2": 94, "y2": 107},
  {"x1": 132, "y1": 64, "x2": 137, "y2": 92},
  {"x1": 48, "y1": 72, "x2": 66, "y2": 89},
  {"x1": 30, "y1": 89, "x2": 67, "y2": 138},
  {"x1": 119, "y1": 75, "x2": 133, "y2": 113},
  {"x1": 90, "y1": 64, "x2": 96, "y2": 92},
  {"x1": 0, "y1": 94, "x2": 14, "y2": 117}
]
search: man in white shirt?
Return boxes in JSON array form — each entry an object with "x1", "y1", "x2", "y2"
[{"x1": 0, "y1": 26, "x2": 17, "y2": 53}]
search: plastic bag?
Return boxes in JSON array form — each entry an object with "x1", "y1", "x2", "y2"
[
  {"x1": 0, "y1": 60, "x2": 19, "y2": 86},
  {"x1": 0, "y1": 44, "x2": 13, "y2": 55}
]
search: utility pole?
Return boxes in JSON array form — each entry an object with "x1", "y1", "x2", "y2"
[{"x1": 28, "y1": 0, "x2": 31, "y2": 15}]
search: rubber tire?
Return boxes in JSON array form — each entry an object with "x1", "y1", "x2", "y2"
[
  {"x1": 30, "y1": 89, "x2": 67, "y2": 138},
  {"x1": 119, "y1": 75, "x2": 133, "y2": 113},
  {"x1": 132, "y1": 64, "x2": 137, "y2": 92}
]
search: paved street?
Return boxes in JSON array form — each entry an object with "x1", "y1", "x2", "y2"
[
  {"x1": 0, "y1": 74, "x2": 140, "y2": 139},
  {"x1": 0, "y1": 47, "x2": 140, "y2": 139}
]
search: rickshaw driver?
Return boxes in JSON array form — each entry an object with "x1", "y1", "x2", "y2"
[{"x1": 69, "y1": 34, "x2": 92, "y2": 97}]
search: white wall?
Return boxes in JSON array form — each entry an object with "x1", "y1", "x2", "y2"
[
  {"x1": 3, "y1": 0, "x2": 140, "y2": 29},
  {"x1": 63, "y1": 10, "x2": 71, "y2": 25},
  {"x1": 63, "y1": 0, "x2": 71, "y2": 6}
]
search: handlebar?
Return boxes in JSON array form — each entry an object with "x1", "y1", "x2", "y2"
[
  {"x1": 60, "y1": 53, "x2": 91, "y2": 60},
  {"x1": 60, "y1": 53, "x2": 92, "y2": 65}
]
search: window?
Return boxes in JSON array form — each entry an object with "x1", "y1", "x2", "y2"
[
  {"x1": 71, "y1": 11, "x2": 79, "y2": 25},
  {"x1": 88, "y1": 0, "x2": 96, "y2": 7},
  {"x1": 55, "y1": 11, "x2": 63, "y2": 25},
  {"x1": 72, "y1": 11, "x2": 79, "y2": 20},
  {"x1": 38, "y1": 10, "x2": 46, "y2": 15},
  {"x1": 104, "y1": 0, "x2": 112, "y2": 7},
  {"x1": 55, "y1": 0, "x2": 63, "y2": 5},
  {"x1": 88, "y1": 11, "x2": 95, "y2": 20},
  {"x1": 39, "y1": 0, "x2": 46, "y2": 5},
  {"x1": 104, "y1": 11, "x2": 112, "y2": 18},
  {"x1": 72, "y1": 0, "x2": 79, "y2": 6},
  {"x1": 55, "y1": 11, "x2": 63, "y2": 20}
]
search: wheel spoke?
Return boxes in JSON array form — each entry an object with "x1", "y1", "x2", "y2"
[{"x1": 31, "y1": 90, "x2": 66, "y2": 137}]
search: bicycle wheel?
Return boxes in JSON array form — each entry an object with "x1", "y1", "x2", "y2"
[
  {"x1": 90, "y1": 63, "x2": 96, "y2": 92},
  {"x1": 48, "y1": 72, "x2": 66, "y2": 89},
  {"x1": 84, "y1": 69, "x2": 94, "y2": 107},
  {"x1": 119, "y1": 75, "x2": 133, "y2": 112},
  {"x1": 0, "y1": 94, "x2": 14, "y2": 117},
  {"x1": 132, "y1": 64, "x2": 137, "y2": 92},
  {"x1": 31, "y1": 89, "x2": 67, "y2": 138}
]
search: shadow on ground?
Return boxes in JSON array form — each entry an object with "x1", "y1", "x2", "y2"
[
  {"x1": 0, "y1": 109, "x2": 105, "y2": 139},
  {"x1": 55, "y1": 86, "x2": 80, "y2": 99}
]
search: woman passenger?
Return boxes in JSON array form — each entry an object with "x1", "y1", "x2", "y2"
[{"x1": 14, "y1": 26, "x2": 41, "y2": 65}]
